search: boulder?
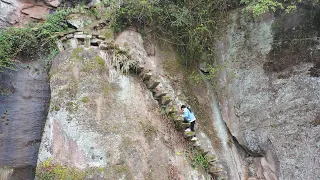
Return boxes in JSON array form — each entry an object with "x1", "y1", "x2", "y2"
[
  {"x1": 66, "y1": 13, "x2": 94, "y2": 29},
  {"x1": 21, "y1": 5, "x2": 49, "y2": 20},
  {"x1": 44, "y1": 0, "x2": 61, "y2": 7}
]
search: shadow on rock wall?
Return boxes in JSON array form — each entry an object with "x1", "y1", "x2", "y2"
[{"x1": 0, "y1": 61, "x2": 50, "y2": 180}]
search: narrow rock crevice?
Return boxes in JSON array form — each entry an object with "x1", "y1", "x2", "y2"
[
  {"x1": 0, "y1": 0, "x2": 12, "y2": 5},
  {"x1": 227, "y1": 123, "x2": 264, "y2": 157}
]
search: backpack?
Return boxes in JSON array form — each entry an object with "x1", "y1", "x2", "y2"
[{"x1": 187, "y1": 106, "x2": 192, "y2": 113}]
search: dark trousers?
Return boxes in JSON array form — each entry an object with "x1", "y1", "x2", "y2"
[
  {"x1": 183, "y1": 119, "x2": 196, "y2": 136},
  {"x1": 190, "y1": 121, "x2": 196, "y2": 132}
]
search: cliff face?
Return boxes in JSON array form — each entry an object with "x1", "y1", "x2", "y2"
[
  {"x1": 0, "y1": 60, "x2": 51, "y2": 179},
  {"x1": 0, "y1": 0, "x2": 59, "y2": 28},
  {"x1": 216, "y1": 9, "x2": 320, "y2": 179},
  {"x1": 1, "y1": 2, "x2": 320, "y2": 179},
  {"x1": 37, "y1": 29, "x2": 214, "y2": 179}
]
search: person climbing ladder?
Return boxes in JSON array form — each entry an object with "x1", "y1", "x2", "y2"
[{"x1": 179, "y1": 105, "x2": 197, "y2": 141}]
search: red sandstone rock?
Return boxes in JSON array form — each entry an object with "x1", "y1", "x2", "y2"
[{"x1": 21, "y1": 5, "x2": 49, "y2": 20}]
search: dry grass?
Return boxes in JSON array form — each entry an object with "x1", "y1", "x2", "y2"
[{"x1": 0, "y1": 167, "x2": 13, "y2": 180}]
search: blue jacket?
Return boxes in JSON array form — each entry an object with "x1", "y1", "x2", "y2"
[{"x1": 180, "y1": 108, "x2": 196, "y2": 122}]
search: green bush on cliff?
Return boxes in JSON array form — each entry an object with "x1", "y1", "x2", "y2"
[
  {"x1": 0, "y1": 27, "x2": 37, "y2": 70},
  {"x1": 36, "y1": 158, "x2": 86, "y2": 179},
  {"x1": 186, "y1": 148, "x2": 212, "y2": 172},
  {"x1": 0, "y1": 9, "x2": 71, "y2": 71},
  {"x1": 36, "y1": 158, "x2": 106, "y2": 179},
  {"x1": 241, "y1": 0, "x2": 320, "y2": 16},
  {"x1": 113, "y1": 0, "x2": 319, "y2": 66},
  {"x1": 0, "y1": 6, "x2": 94, "y2": 72},
  {"x1": 112, "y1": 0, "x2": 229, "y2": 65}
]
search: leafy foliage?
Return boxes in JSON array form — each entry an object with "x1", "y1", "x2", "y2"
[
  {"x1": 0, "y1": 27, "x2": 37, "y2": 70},
  {"x1": 241, "y1": 0, "x2": 285, "y2": 15},
  {"x1": 0, "y1": 6, "x2": 93, "y2": 72},
  {"x1": 186, "y1": 148, "x2": 213, "y2": 171},
  {"x1": 112, "y1": 0, "x2": 320, "y2": 68},
  {"x1": 112, "y1": 0, "x2": 233, "y2": 66},
  {"x1": 241, "y1": 0, "x2": 319, "y2": 16},
  {"x1": 36, "y1": 158, "x2": 104, "y2": 179}
]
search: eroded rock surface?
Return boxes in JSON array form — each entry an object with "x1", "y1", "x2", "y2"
[
  {"x1": 0, "y1": 0, "x2": 54, "y2": 27},
  {"x1": 216, "y1": 9, "x2": 320, "y2": 179},
  {"x1": 38, "y1": 31, "x2": 211, "y2": 179},
  {"x1": 0, "y1": 61, "x2": 50, "y2": 180}
]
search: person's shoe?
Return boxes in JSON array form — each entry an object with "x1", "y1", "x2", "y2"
[
  {"x1": 184, "y1": 128, "x2": 191, "y2": 132},
  {"x1": 191, "y1": 137, "x2": 197, "y2": 141}
]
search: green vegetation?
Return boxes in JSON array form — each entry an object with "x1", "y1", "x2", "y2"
[
  {"x1": 71, "y1": 47, "x2": 85, "y2": 61},
  {"x1": 186, "y1": 148, "x2": 213, "y2": 171},
  {"x1": 0, "y1": 0, "x2": 312, "y2": 72},
  {"x1": 241, "y1": 0, "x2": 320, "y2": 16},
  {"x1": 36, "y1": 158, "x2": 105, "y2": 179},
  {"x1": 93, "y1": 56, "x2": 105, "y2": 67},
  {"x1": 0, "y1": 9, "x2": 69, "y2": 71},
  {"x1": 227, "y1": 139, "x2": 233, "y2": 147},
  {"x1": 51, "y1": 105, "x2": 61, "y2": 112},
  {"x1": 72, "y1": 49, "x2": 107, "y2": 72},
  {"x1": 112, "y1": 0, "x2": 320, "y2": 72},
  {"x1": 0, "y1": 0, "x2": 317, "y2": 72},
  {"x1": 81, "y1": 96, "x2": 89, "y2": 103},
  {"x1": 66, "y1": 101, "x2": 79, "y2": 113},
  {"x1": 241, "y1": 0, "x2": 299, "y2": 16},
  {"x1": 112, "y1": 0, "x2": 228, "y2": 66},
  {"x1": 105, "y1": 30, "x2": 113, "y2": 39},
  {"x1": 0, "y1": 5, "x2": 96, "y2": 72}
]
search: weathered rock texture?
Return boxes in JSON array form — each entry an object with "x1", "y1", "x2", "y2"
[
  {"x1": 0, "y1": 60, "x2": 50, "y2": 180},
  {"x1": 37, "y1": 29, "x2": 215, "y2": 179},
  {"x1": 216, "y1": 9, "x2": 320, "y2": 180},
  {"x1": 0, "y1": 0, "x2": 56, "y2": 28}
]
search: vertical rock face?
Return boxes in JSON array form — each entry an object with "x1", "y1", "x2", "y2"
[
  {"x1": 216, "y1": 9, "x2": 320, "y2": 179},
  {"x1": 0, "y1": 61, "x2": 51, "y2": 180},
  {"x1": 38, "y1": 32, "x2": 210, "y2": 179}
]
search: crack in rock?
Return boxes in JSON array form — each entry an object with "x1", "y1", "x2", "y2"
[{"x1": 0, "y1": 0, "x2": 12, "y2": 5}]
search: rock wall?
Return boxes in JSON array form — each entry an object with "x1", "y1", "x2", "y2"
[
  {"x1": 0, "y1": 60, "x2": 51, "y2": 180},
  {"x1": 37, "y1": 28, "x2": 217, "y2": 179},
  {"x1": 216, "y1": 9, "x2": 320, "y2": 179},
  {"x1": 0, "y1": 0, "x2": 59, "y2": 28}
]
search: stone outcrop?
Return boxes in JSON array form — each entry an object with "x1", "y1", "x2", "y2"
[
  {"x1": 66, "y1": 13, "x2": 96, "y2": 29},
  {"x1": 0, "y1": 0, "x2": 57, "y2": 27},
  {"x1": 216, "y1": 9, "x2": 320, "y2": 180},
  {"x1": 38, "y1": 24, "x2": 223, "y2": 178},
  {"x1": 45, "y1": 21, "x2": 228, "y2": 177}
]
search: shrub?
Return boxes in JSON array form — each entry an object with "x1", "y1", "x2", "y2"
[
  {"x1": 36, "y1": 158, "x2": 87, "y2": 179},
  {"x1": 112, "y1": 0, "x2": 230, "y2": 67},
  {"x1": 81, "y1": 96, "x2": 89, "y2": 103},
  {"x1": 186, "y1": 148, "x2": 212, "y2": 171},
  {"x1": 0, "y1": 6, "x2": 94, "y2": 72}
]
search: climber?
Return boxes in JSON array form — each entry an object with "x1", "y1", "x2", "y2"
[{"x1": 179, "y1": 105, "x2": 197, "y2": 141}]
